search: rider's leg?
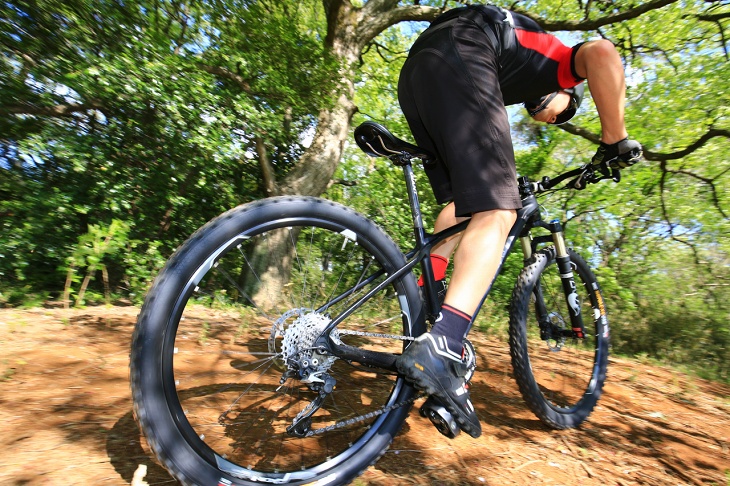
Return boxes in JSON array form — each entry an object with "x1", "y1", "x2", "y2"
[
  {"x1": 429, "y1": 202, "x2": 465, "y2": 260},
  {"x1": 443, "y1": 208, "x2": 517, "y2": 316},
  {"x1": 429, "y1": 203, "x2": 517, "y2": 316},
  {"x1": 397, "y1": 206, "x2": 516, "y2": 439},
  {"x1": 573, "y1": 39, "x2": 628, "y2": 145},
  {"x1": 425, "y1": 205, "x2": 516, "y2": 348},
  {"x1": 424, "y1": 204, "x2": 517, "y2": 353}
]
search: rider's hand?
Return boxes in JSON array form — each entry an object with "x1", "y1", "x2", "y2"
[{"x1": 592, "y1": 138, "x2": 643, "y2": 170}]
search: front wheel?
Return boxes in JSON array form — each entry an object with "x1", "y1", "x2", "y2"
[
  {"x1": 509, "y1": 247, "x2": 609, "y2": 429},
  {"x1": 130, "y1": 196, "x2": 426, "y2": 485}
]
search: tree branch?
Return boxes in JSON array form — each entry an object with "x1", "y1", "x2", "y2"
[
  {"x1": 357, "y1": 0, "x2": 683, "y2": 50},
  {"x1": 643, "y1": 128, "x2": 730, "y2": 161},
  {"x1": 560, "y1": 123, "x2": 729, "y2": 223},
  {"x1": 517, "y1": 0, "x2": 682, "y2": 31},
  {"x1": 197, "y1": 63, "x2": 253, "y2": 94},
  {"x1": 559, "y1": 122, "x2": 601, "y2": 144},
  {"x1": 695, "y1": 9, "x2": 730, "y2": 60},
  {"x1": 256, "y1": 135, "x2": 279, "y2": 197},
  {"x1": 658, "y1": 161, "x2": 703, "y2": 264},
  {"x1": 355, "y1": 4, "x2": 444, "y2": 47},
  {"x1": 668, "y1": 167, "x2": 729, "y2": 219},
  {"x1": 560, "y1": 124, "x2": 730, "y2": 163},
  {"x1": 323, "y1": 0, "x2": 351, "y2": 49},
  {"x1": 697, "y1": 12, "x2": 730, "y2": 22},
  {"x1": 0, "y1": 101, "x2": 104, "y2": 117},
  {"x1": 327, "y1": 178, "x2": 358, "y2": 188}
]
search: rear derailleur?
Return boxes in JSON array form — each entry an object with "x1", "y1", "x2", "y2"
[{"x1": 281, "y1": 358, "x2": 337, "y2": 438}]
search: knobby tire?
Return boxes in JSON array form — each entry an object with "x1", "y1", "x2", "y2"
[{"x1": 509, "y1": 247, "x2": 609, "y2": 429}]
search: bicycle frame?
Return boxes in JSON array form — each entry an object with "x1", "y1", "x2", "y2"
[{"x1": 317, "y1": 159, "x2": 588, "y2": 371}]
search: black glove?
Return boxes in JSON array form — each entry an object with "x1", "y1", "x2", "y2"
[{"x1": 592, "y1": 138, "x2": 643, "y2": 170}]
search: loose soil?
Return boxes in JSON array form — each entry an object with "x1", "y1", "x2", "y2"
[{"x1": 0, "y1": 306, "x2": 728, "y2": 485}]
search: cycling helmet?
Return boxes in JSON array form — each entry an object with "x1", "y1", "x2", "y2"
[{"x1": 524, "y1": 82, "x2": 585, "y2": 125}]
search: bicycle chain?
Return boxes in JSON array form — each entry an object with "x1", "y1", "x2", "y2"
[
  {"x1": 303, "y1": 392, "x2": 424, "y2": 437},
  {"x1": 337, "y1": 329, "x2": 415, "y2": 341}
]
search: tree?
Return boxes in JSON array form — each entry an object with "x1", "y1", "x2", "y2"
[{"x1": 0, "y1": 0, "x2": 339, "y2": 299}]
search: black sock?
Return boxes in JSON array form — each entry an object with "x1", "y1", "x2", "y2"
[{"x1": 431, "y1": 304, "x2": 471, "y2": 352}]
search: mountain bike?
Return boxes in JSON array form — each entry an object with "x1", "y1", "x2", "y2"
[{"x1": 130, "y1": 121, "x2": 627, "y2": 485}]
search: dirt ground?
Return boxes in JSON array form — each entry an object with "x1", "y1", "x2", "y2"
[{"x1": 0, "y1": 305, "x2": 728, "y2": 486}]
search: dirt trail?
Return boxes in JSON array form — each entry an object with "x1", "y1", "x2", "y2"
[{"x1": 0, "y1": 306, "x2": 728, "y2": 485}]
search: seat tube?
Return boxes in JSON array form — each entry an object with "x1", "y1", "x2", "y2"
[
  {"x1": 402, "y1": 163, "x2": 439, "y2": 315},
  {"x1": 402, "y1": 163, "x2": 426, "y2": 244},
  {"x1": 549, "y1": 221, "x2": 586, "y2": 338}
]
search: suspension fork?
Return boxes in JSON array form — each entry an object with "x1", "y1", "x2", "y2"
[
  {"x1": 522, "y1": 221, "x2": 586, "y2": 340},
  {"x1": 521, "y1": 233, "x2": 552, "y2": 340},
  {"x1": 549, "y1": 221, "x2": 586, "y2": 339}
]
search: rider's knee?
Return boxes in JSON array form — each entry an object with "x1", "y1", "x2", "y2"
[{"x1": 470, "y1": 208, "x2": 517, "y2": 235}]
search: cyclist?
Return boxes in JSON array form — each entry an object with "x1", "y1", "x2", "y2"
[{"x1": 396, "y1": 4, "x2": 642, "y2": 438}]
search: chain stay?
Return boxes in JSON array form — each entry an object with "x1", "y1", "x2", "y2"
[{"x1": 337, "y1": 329, "x2": 415, "y2": 341}]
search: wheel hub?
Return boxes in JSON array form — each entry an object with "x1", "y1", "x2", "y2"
[{"x1": 543, "y1": 312, "x2": 567, "y2": 351}]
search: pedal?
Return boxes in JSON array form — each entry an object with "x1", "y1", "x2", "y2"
[{"x1": 420, "y1": 396, "x2": 460, "y2": 439}]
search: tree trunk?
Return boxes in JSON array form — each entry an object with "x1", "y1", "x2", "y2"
[
  {"x1": 279, "y1": 1, "x2": 442, "y2": 196},
  {"x1": 251, "y1": 1, "x2": 441, "y2": 308}
]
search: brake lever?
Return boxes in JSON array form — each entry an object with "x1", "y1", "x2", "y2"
[{"x1": 566, "y1": 164, "x2": 594, "y2": 190}]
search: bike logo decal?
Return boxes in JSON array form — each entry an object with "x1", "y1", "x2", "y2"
[
  {"x1": 568, "y1": 292, "x2": 581, "y2": 316},
  {"x1": 593, "y1": 291, "x2": 609, "y2": 337},
  {"x1": 594, "y1": 290, "x2": 606, "y2": 316},
  {"x1": 566, "y1": 279, "x2": 581, "y2": 316}
]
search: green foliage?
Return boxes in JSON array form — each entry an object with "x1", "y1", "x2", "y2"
[
  {"x1": 62, "y1": 219, "x2": 129, "y2": 306},
  {"x1": 1, "y1": 0, "x2": 336, "y2": 302}
]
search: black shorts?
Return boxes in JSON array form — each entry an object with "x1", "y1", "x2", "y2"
[{"x1": 398, "y1": 16, "x2": 523, "y2": 216}]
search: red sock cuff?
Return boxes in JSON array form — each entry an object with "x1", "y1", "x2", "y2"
[{"x1": 417, "y1": 254, "x2": 449, "y2": 286}]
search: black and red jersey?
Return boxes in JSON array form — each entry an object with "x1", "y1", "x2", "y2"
[{"x1": 429, "y1": 5, "x2": 585, "y2": 106}]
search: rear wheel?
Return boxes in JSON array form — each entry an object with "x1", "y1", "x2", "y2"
[
  {"x1": 130, "y1": 197, "x2": 425, "y2": 485},
  {"x1": 509, "y1": 247, "x2": 609, "y2": 429}
]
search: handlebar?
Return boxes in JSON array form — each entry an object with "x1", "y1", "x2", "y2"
[{"x1": 529, "y1": 158, "x2": 623, "y2": 195}]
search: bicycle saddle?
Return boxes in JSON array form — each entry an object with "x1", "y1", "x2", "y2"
[{"x1": 354, "y1": 121, "x2": 435, "y2": 165}]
